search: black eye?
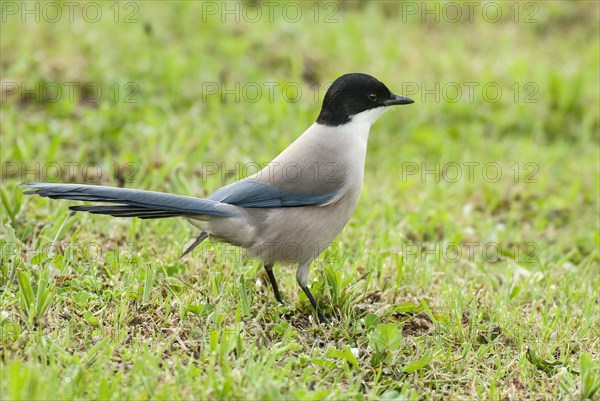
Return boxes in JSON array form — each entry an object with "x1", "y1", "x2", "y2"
[{"x1": 368, "y1": 93, "x2": 378, "y2": 102}]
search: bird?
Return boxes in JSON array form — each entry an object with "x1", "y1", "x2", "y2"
[{"x1": 21, "y1": 73, "x2": 414, "y2": 323}]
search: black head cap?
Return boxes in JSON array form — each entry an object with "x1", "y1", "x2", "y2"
[{"x1": 316, "y1": 73, "x2": 413, "y2": 126}]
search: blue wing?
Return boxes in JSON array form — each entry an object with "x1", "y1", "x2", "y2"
[{"x1": 207, "y1": 179, "x2": 339, "y2": 207}]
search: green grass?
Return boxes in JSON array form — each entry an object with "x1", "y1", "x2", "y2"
[{"x1": 1, "y1": 1, "x2": 599, "y2": 400}]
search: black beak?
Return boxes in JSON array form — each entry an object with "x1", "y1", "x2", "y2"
[{"x1": 384, "y1": 93, "x2": 414, "y2": 106}]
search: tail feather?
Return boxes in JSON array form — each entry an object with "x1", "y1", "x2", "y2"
[
  {"x1": 69, "y1": 205, "x2": 183, "y2": 218},
  {"x1": 21, "y1": 183, "x2": 237, "y2": 219}
]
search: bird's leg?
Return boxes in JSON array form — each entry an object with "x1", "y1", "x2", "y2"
[
  {"x1": 297, "y1": 261, "x2": 328, "y2": 324},
  {"x1": 180, "y1": 231, "x2": 209, "y2": 259},
  {"x1": 264, "y1": 263, "x2": 286, "y2": 305},
  {"x1": 299, "y1": 283, "x2": 328, "y2": 324}
]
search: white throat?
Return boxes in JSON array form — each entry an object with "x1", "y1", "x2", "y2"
[
  {"x1": 350, "y1": 106, "x2": 390, "y2": 126},
  {"x1": 332, "y1": 106, "x2": 390, "y2": 144}
]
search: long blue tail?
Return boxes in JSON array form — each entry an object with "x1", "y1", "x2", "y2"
[{"x1": 21, "y1": 183, "x2": 237, "y2": 219}]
